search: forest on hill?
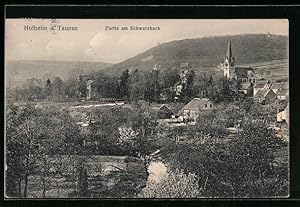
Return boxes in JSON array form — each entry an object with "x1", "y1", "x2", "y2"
[{"x1": 104, "y1": 34, "x2": 288, "y2": 74}]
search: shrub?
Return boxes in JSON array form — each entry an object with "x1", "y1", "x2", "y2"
[{"x1": 138, "y1": 168, "x2": 201, "y2": 198}]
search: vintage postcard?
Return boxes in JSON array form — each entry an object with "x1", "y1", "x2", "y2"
[{"x1": 4, "y1": 19, "x2": 289, "y2": 198}]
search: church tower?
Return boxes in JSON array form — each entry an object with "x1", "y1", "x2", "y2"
[{"x1": 223, "y1": 40, "x2": 235, "y2": 79}]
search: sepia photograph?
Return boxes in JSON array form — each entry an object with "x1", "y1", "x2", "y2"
[{"x1": 4, "y1": 18, "x2": 289, "y2": 199}]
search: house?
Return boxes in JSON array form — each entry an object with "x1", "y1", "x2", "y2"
[
  {"x1": 174, "y1": 64, "x2": 194, "y2": 101},
  {"x1": 179, "y1": 63, "x2": 192, "y2": 85},
  {"x1": 174, "y1": 81, "x2": 184, "y2": 96},
  {"x1": 235, "y1": 67, "x2": 256, "y2": 84},
  {"x1": 253, "y1": 89, "x2": 277, "y2": 104},
  {"x1": 152, "y1": 104, "x2": 174, "y2": 119},
  {"x1": 238, "y1": 83, "x2": 253, "y2": 96},
  {"x1": 276, "y1": 88, "x2": 289, "y2": 100},
  {"x1": 277, "y1": 105, "x2": 289, "y2": 124},
  {"x1": 253, "y1": 81, "x2": 272, "y2": 96},
  {"x1": 179, "y1": 98, "x2": 215, "y2": 121}
]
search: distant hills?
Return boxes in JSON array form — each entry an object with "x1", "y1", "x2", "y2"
[
  {"x1": 104, "y1": 34, "x2": 288, "y2": 74},
  {"x1": 6, "y1": 60, "x2": 112, "y2": 88}
]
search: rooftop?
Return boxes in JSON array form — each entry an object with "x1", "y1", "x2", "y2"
[
  {"x1": 254, "y1": 89, "x2": 268, "y2": 98},
  {"x1": 254, "y1": 82, "x2": 267, "y2": 88},
  {"x1": 181, "y1": 98, "x2": 211, "y2": 111},
  {"x1": 235, "y1": 67, "x2": 254, "y2": 79},
  {"x1": 254, "y1": 89, "x2": 276, "y2": 98},
  {"x1": 240, "y1": 83, "x2": 252, "y2": 90},
  {"x1": 152, "y1": 104, "x2": 173, "y2": 113}
]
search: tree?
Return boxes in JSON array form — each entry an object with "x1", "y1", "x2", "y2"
[
  {"x1": 167, "y1": 118, "x2": 287, "y2": 197},
  {"x1": 118, "y1": 126, "x2": 139, "y2": 156},
  {"x1": 44, "y1": 79, "x2": 52, "y2": 100},
  {"x1": 6, "y1": 139, "x2": 24, "y2": 197},
  {"x1": 92, "y1": 73, "x2": 119, "y2": 99},
  {"x1": 85, "y1": 107, "x2": 129, "y2": 155},
  {"x1": 216, "y1": 106, "x2": 245, "y2": 128},
  {"x1": 224, "y1": 120, "x2": 287, "y2": 197},
  {"x1": 6, "y1": 104, "x2": 42, "y2": 197},
  {"x1": 138, "y1": 168, "x2": 201, "y2": 198},
  {"x1": 128, "y1": 102, "x2": 158, "y2": 138},
  {"x1": 192, "y1": 111, "x2": 229, "y2": 138},
  {"x1": 77, "y1": 75, "x2": 87, "y2": 99},
  {"x1": 176, "y1": 69, "x2": 195, "y2": 103},
  {"x1": 77, "y1": 166, "x2": 88, "y2": 197},
  {"x1": 248, "y1": 103, "x2": 278, "y2": 124},
  {"x1": 63, "y1": 78, "x2": 78, "y2": 100},
  {"x1": 52, "y1": 77, "x2": 63, "y2": 101},
  {"x1": 6, "y1": 104, "x2": 84, "y2": 198},
  {"x1": 119, "y1": 69, "x2": 130, "y2": 100},
  {"x1": 158, "y1": 68, "x2": 180, "y2": 90},
  {"x1": 150, "y1": 69, "x2": 161, "y2": 102},
  {"x1": 129, "y1": 70, "x2": 147, "y2": 102}
]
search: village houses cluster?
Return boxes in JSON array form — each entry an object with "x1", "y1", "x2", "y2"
[{"x1": 154, "y1": 41, "x2": 289, "y2": 126}]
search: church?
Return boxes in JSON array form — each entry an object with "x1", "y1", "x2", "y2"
[
  {"x1": 221, "y1": 41, "x2": 256, "y2": 84},
  {"x1": 221, "y1": 41, "x2": 256, "y2": 96}
]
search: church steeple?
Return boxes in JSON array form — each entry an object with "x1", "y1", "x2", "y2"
[
  {"x1": 226, "y1": 40, "x2": 233, "y2": 59},
  {"x1": 223, "y1": 40, "x2": 235, "y2": 79}
]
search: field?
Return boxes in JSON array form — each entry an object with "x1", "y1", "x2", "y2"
[{"x1": 249, "y1": 59, "x2": 288, "y2": 82}]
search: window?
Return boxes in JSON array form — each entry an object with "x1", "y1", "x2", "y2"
[
  {"x1": 210, "y1": 104, "x2": 212, "y2": 108},
  {"x1": 205, "y1": 104, "x2": 207, "y2": 107},
  {"x1": 225, "y1": 63, "x2": 228, "y2": 67}
]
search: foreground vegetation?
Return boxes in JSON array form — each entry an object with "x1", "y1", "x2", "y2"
[{"x1": 6, "y1": 97, "x2": 288, "y2": 198}]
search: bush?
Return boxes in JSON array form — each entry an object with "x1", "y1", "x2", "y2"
[{"x1": 138, "y1": 168, "x2": 201, "y2": 198}]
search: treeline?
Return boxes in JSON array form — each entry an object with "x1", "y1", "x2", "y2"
[
  {"x1": 8, "y1": 68, "x2": 180, "y2": 103},
  {"x1": 8, "y1": 66, "x2": 241, "y2": 104}
]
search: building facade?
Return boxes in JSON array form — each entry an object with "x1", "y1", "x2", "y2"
[{"x1": 179, "y1": 98, "x2": 215, "y2": 122}]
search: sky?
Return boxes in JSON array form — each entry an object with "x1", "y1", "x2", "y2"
[{"x1": 5, "y1": 19, "x2": 288, "y2": 64}]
